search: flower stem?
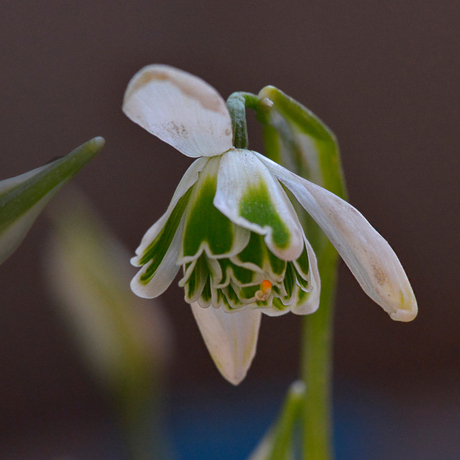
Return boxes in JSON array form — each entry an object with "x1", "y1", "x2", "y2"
[
  {"x1": 301, "y1": 244, "x2": 338, "y2": 460},
  {"x1": 226, "y1": 92, "x2": 259, "y2": 149}
]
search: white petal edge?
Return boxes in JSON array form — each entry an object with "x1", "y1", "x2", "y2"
[
  {"x1": 177, "y1": 155, "x2": 251, "y2": 265},
  {"x1": 123, "y1": 64, "x2": 233, "y2": 158},
  {"x1": 256, "y1": 152, "x2": 417, "y2": 322},
  {"x1": 130, "y1": 216, "x2": 184, "y2": 299},
  {"x1": 191, "y1": 303, "x2": 262, "y2": 385},
  {"x1": 131, "y1": 157, "x2": 208, "y2": 265},
  {"x1": 292, "y1": 235, "x2": 321, "y2": 315},
  {"x1": 214, "y1": 149, "x2": 304, "y2": 261}
]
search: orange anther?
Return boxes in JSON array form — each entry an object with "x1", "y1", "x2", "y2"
[{"x1": 255, "y1": 280, "x2": 272, "y2": 301}]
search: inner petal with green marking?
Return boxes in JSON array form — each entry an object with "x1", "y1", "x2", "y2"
[{"x1": 176, "y1": 156, "x2": 315, "y2": 315}]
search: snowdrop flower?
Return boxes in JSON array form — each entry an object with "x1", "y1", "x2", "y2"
[{"x1": 123, "y1": 65, "x2": 417, "y2": 384}]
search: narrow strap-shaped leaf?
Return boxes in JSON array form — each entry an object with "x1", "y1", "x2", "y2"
[
  {"x1": 248, "y1": 380, "x2": 305, "y2": 460},
  {"x1": 0, "y1": 137, "x2": 104, "y2": 264},
  {"x1": 258, "y1": 86, "x2": 346, "y2": 199},
  {"x1": 257, "y1": 86, "x2": 346, "y2": 258}
]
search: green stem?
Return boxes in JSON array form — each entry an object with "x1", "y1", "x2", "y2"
[
  {"x1": 301, "y1": 244, "x2": 338, "y2": 460},
  {"x1": 226, "y1": 92, "x2": 259, "y2": 149}
]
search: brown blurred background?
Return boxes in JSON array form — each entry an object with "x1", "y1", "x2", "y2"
[{"x1": 0, "y1": 0, "x2": 459, "y2": 458}]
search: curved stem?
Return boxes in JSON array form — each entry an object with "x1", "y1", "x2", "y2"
[{"x1": 226, "y1": 92, "x2": 259, "y2": 149}]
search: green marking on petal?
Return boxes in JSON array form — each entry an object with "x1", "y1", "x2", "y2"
[
  {"x1": 238, "y1": 179, "x2": 290, "y2": 249},
  {"x1": 240, "y1": 285, "x2": 259, "y2": 301},
  {"x1": 297, "y1": 288, "x2": 309, "y2": 305},
  {"x1": 201, "y1": 276, "x2": 212, "y2": 303},
  {"x1": 283, "y1": 263, "x2": 296, "y2": 299},
  {"x1": 231, "y1": 263, "x2": 257, "y2": 285},
  {"x1": 272, "y1": 297, "x2": 287, "y2": 311},
  {"x1": 225, "y1": 284, "x2": 243, "y2": 307},
  {"x1": 294, "y1": 245, "x2": 309, "y2": 278},
  {"x1": 267, "y1": 247, "x2": 287, "y2": 277},
  {"x1": 236, "y1": 232, "x2": 265, "y2": 269},
  {"x1": 296, "y1": 271, "x2": 310, "y2": 291},
  {"x1": 139, "y1": 187, "x2": 192, "y2": 283},
  {"x1": 183, "y1": 173, "x2": 236, "y2": 258},
  {"x1": 184, "y1": 254, "x2": 209, "y2": 302}
]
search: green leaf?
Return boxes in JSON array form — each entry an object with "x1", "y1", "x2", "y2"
[
  {"x1": 257, "y1": 87, "x2": 346, "y2": 257},
  {"x1": 45, "y1": 189, "x2": 173, "y2": 460},
  {"x1": 0, "y1": 137, "x2": 104, "y2": 265},
  {"x1": 248, "y1": 380, "x2": 305, "y2": 460}
]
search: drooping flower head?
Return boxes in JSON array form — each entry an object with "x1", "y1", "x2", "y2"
[{"x1": 123, "y1": 65, "x2": 417, "y2": 384}]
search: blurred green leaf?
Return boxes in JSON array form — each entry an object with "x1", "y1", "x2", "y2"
[
  {"x1": 45, "y1": 190, "x2": 173, "y2": 460},
  {"x1": 0, "y1": 137, "x2": 104, "y2": 265},
  {"x1": 248, "y1": 381, "x2": 305, "y2": 460}
]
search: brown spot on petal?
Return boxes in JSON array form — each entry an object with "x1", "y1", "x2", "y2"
[
  {"x1": 164, "y1": 121, "x2": 189, "y2": 138},
  {"x1": 131, "y1": 67, "x2": 226, "y2": 114},
  {"x1": 372, "y1": 263, "x2": 387, "y2": 286},
  {"x1": 129, "y1": 69, "x2": 169, "y2": 94}
]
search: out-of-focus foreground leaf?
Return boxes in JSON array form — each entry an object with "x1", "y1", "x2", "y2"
[
  {"x1": 45, "y1": 190, "x2": 173, "y2": 460},
  {"x1": 0, "y1": 137, "x2": 105, "y2": 265}
]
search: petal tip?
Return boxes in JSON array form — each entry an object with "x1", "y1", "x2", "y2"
[
  {"x1": 130, "y1": 277, "x2": 152, "y2": 299},
  {"x1": 389, "y1": 303, "x2": 418, "y2": 322},
  {"x1": 220, "y1": 367, "x2": 247, "y2": 386}
]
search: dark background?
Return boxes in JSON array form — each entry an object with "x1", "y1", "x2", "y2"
[{"x1": 0, "y1": 0, "x2": 459, "y2": 458}]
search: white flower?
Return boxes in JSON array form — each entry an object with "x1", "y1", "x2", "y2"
[{"x1": 123, "y1": 65, "x2": 417, "y2": 384}]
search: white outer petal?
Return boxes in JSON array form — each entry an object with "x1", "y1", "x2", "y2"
[
  {"x1": 292, "y1": 236, "x2": 321, "y2": 315},
  {"x1": 123, "y1": 64, "x2": 233, "y2": 158},
  {"x1": 214, "y1": 149, "x2": 304, "y2": 261},
  {"x1": 191, "y1": 303, "x2": 262, "y2": 385},
  {"x1": 131, "y1": 157, "x2": 208, "y2": 265},
  {"x1": 130, "y1": 217, "x2": 184, "y2": 299},
  {"x1": 256, "y1": 152, "x2": 417, "y2": 322}
]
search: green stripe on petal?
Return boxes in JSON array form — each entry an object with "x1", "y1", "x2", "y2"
[
  {"x1": 224, "y1": 283, "x2": 243, "y2": 308},
  {"x1": 139, "y1": 187, "x2": 192, "y2": 281},
  {"x1": 235, "y1": 232, "x2": 265, "y2": 270},
  {"x1": 182, "y1": 175, "x2": 234, "y2": 256},
  {"x1": 184, "y1": 254, "x2": 209, "y2": 303},
  {"x1": 181, "y1": 156, "x2": 250, "y2": 261},
  {"x1": 214, "y1": 149, "x2": 304, "y2": 261},
  {"x1": 233, "y1": 232, "x2": 286, "y2": 284},
  {"x1": 283, "y1": 263, "x2": 296, "y2": 299},
  {"x1": 267, "y1": 247, "x2": 287, "y2": 278},
  {"x1": 239, "y1": 179, "x2": 290, "y2": 249}
]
